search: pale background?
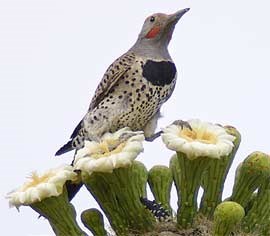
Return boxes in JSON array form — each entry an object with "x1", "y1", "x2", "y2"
[{"x1": 1, "y1": 0, "x2": 270, "y2": 235}]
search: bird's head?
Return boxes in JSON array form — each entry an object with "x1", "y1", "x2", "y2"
[{"x1": 137, "y1": 8, "x2": 190, "y2": 46}]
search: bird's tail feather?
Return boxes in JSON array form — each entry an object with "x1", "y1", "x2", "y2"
[{"x1": 55, "y1": 140, "x2": 73, "y2": 156}]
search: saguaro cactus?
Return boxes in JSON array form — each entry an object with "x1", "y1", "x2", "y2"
[{"x1": 7, "y1": 121, "x2": 270, "y2": 235}]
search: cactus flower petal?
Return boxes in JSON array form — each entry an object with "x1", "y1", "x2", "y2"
[
  {"x1": 74, "y1": 128, "x2": 144, "y2": 173},
  {"x1": 7, "y1": 165, "x2": 78, "y2": 208},
  {"x1": 162, "y1": 119, "x2": 235, "y2": 159}
]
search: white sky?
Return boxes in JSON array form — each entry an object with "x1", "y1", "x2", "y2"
[{"x1": 1, "y1": 1, "x2": 270, "y2": 235}]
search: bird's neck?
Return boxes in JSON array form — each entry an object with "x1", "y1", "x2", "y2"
[{"x1": 130, "y1": 39, "x2": 172, "y2": 61}]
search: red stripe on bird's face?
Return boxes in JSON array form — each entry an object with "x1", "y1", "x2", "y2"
[{"x1": 145, "y1": 26, "x2": 161, "y2": 39}]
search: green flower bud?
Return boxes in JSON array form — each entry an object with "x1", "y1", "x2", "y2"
[
  {"x1": 213, "y1": 201, "x2": 245, "y2": 236},
  {"x1": 231, "y1": 151, "x2": 270, "y2": 208},
  {"x1": 148, "y1": 165, "x2": 173, "y2": 213},
  {"x1": 81, "y1": 208, "x2": 107, "y2": 236}
]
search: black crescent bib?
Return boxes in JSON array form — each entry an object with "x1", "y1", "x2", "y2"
[{"x1": 142, "y1": 60, "x2": 176, "y2": 86}]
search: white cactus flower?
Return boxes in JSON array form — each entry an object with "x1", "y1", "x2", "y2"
[
  {"x1": 162, "y1": 119, "x2": 235, "y2": 160},
  {"x1": 7, "y1": 165, "x2": 77, "y2": 208},
  {"x1": 74, "y1": 127, "x2": 145, "y2": 173}
]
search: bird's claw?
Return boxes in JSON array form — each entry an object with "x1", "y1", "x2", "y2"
[{"x1": 172, "y1": 120, "x2": 192, "y2": 130}]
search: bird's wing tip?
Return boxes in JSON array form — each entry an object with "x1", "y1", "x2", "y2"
[{"x1": 55, "y1": 141, "x2": 73, "y2": 156}]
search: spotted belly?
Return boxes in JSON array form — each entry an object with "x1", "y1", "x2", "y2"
[{"x1": 114, "y1": 77, "x2": 177, "y2": 131}]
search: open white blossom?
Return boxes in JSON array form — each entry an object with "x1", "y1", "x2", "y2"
[
  {"x1": 74, "y1": 127, "x2": 144, "y2": 173},
  {"x1": 7, "y1": 165, "x2": 77, "y2": 208},
  {"x1": 162, "y1": 119, "x2": 235, "y2": 159}
]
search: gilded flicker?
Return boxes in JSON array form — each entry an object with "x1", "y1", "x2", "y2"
[{"x1": 56, "y1": 8, "x2": 190, "y2": 156}]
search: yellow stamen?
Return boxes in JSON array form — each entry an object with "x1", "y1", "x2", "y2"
[
  {"x1": 92, "y1": 142, "x2": 126, "y2": 159},
  {"x1": 22, "y1": 172, "x2": 52, "y2": 191},
  {"x1": 179, "y1": 127, "x2": 217, "y2": 144},
  {"x1": 99, "y1": 141, "x2": 110, "y2": 153}
]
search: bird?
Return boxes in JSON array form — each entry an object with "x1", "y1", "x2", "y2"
[
  {"x1": 56, "y1": 8, "x2": 190, "y2": 156},
  {"x1": 140, "y1": 197, "x2": 171, "y2": 222}
]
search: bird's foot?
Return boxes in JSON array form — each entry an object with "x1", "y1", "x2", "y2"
[
  {"x1": 172, "y1": 120, "x2": 192, "y2": 130},
  {"x1": 71, "y1": 158, "x2": 75, "y2": 166},
  {"x1": 70, "y1": 149, "x2": 80, "y2": 166},
  {"x1": 145, "y1": 131, "x2": 163, "y2": 142}
]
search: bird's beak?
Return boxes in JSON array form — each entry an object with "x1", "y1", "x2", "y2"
[{"x1": 167, "y1": 8, "x2": 190, "y2": 25}]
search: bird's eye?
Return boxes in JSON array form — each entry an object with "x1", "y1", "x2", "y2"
[{"x1": 150, "y1": 16, "x2": 155, "y2": 22}]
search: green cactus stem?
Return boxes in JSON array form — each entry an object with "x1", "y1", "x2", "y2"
[
  {"x1": 82, "y1": 161, "x2": 155, "y2": 235},
  {"x1": 170, "y1": 153, "x2": 211, "y2": 229},
  {"x1": 31, "y1": 186, "x2": 86, "y2": 236},
  {"x1": 81, "y1": 208, "x2": 107, "y2": 236},
  {"x1": 242, "y1": 179, "x2": 270, "y2": 234},
  {"x1": 230, "y1": 151, "x2": 270, "y2": 208},
  {"x1": 200, "y1": 126, "x2": 241, "y2": 218},
  {"x1": 213, "y1": 201, "x2": 244, "y2": 236},
  {"x1": 261, "y1": 218, "x2": 270, "y2": 236},
  {"x1": 148, "y1": 165, "x2": 173, "y2": 213}
]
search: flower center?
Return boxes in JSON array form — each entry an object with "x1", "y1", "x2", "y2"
[
  {"x1": 179, "y1": 127, "x2": 217, "y2": 144},
  {"x1": 92, "y1": 141, "x2": 126, "y2": 159},
  {"x1": 22, "y1": 172, "x2": 52, "y2": 191}
]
